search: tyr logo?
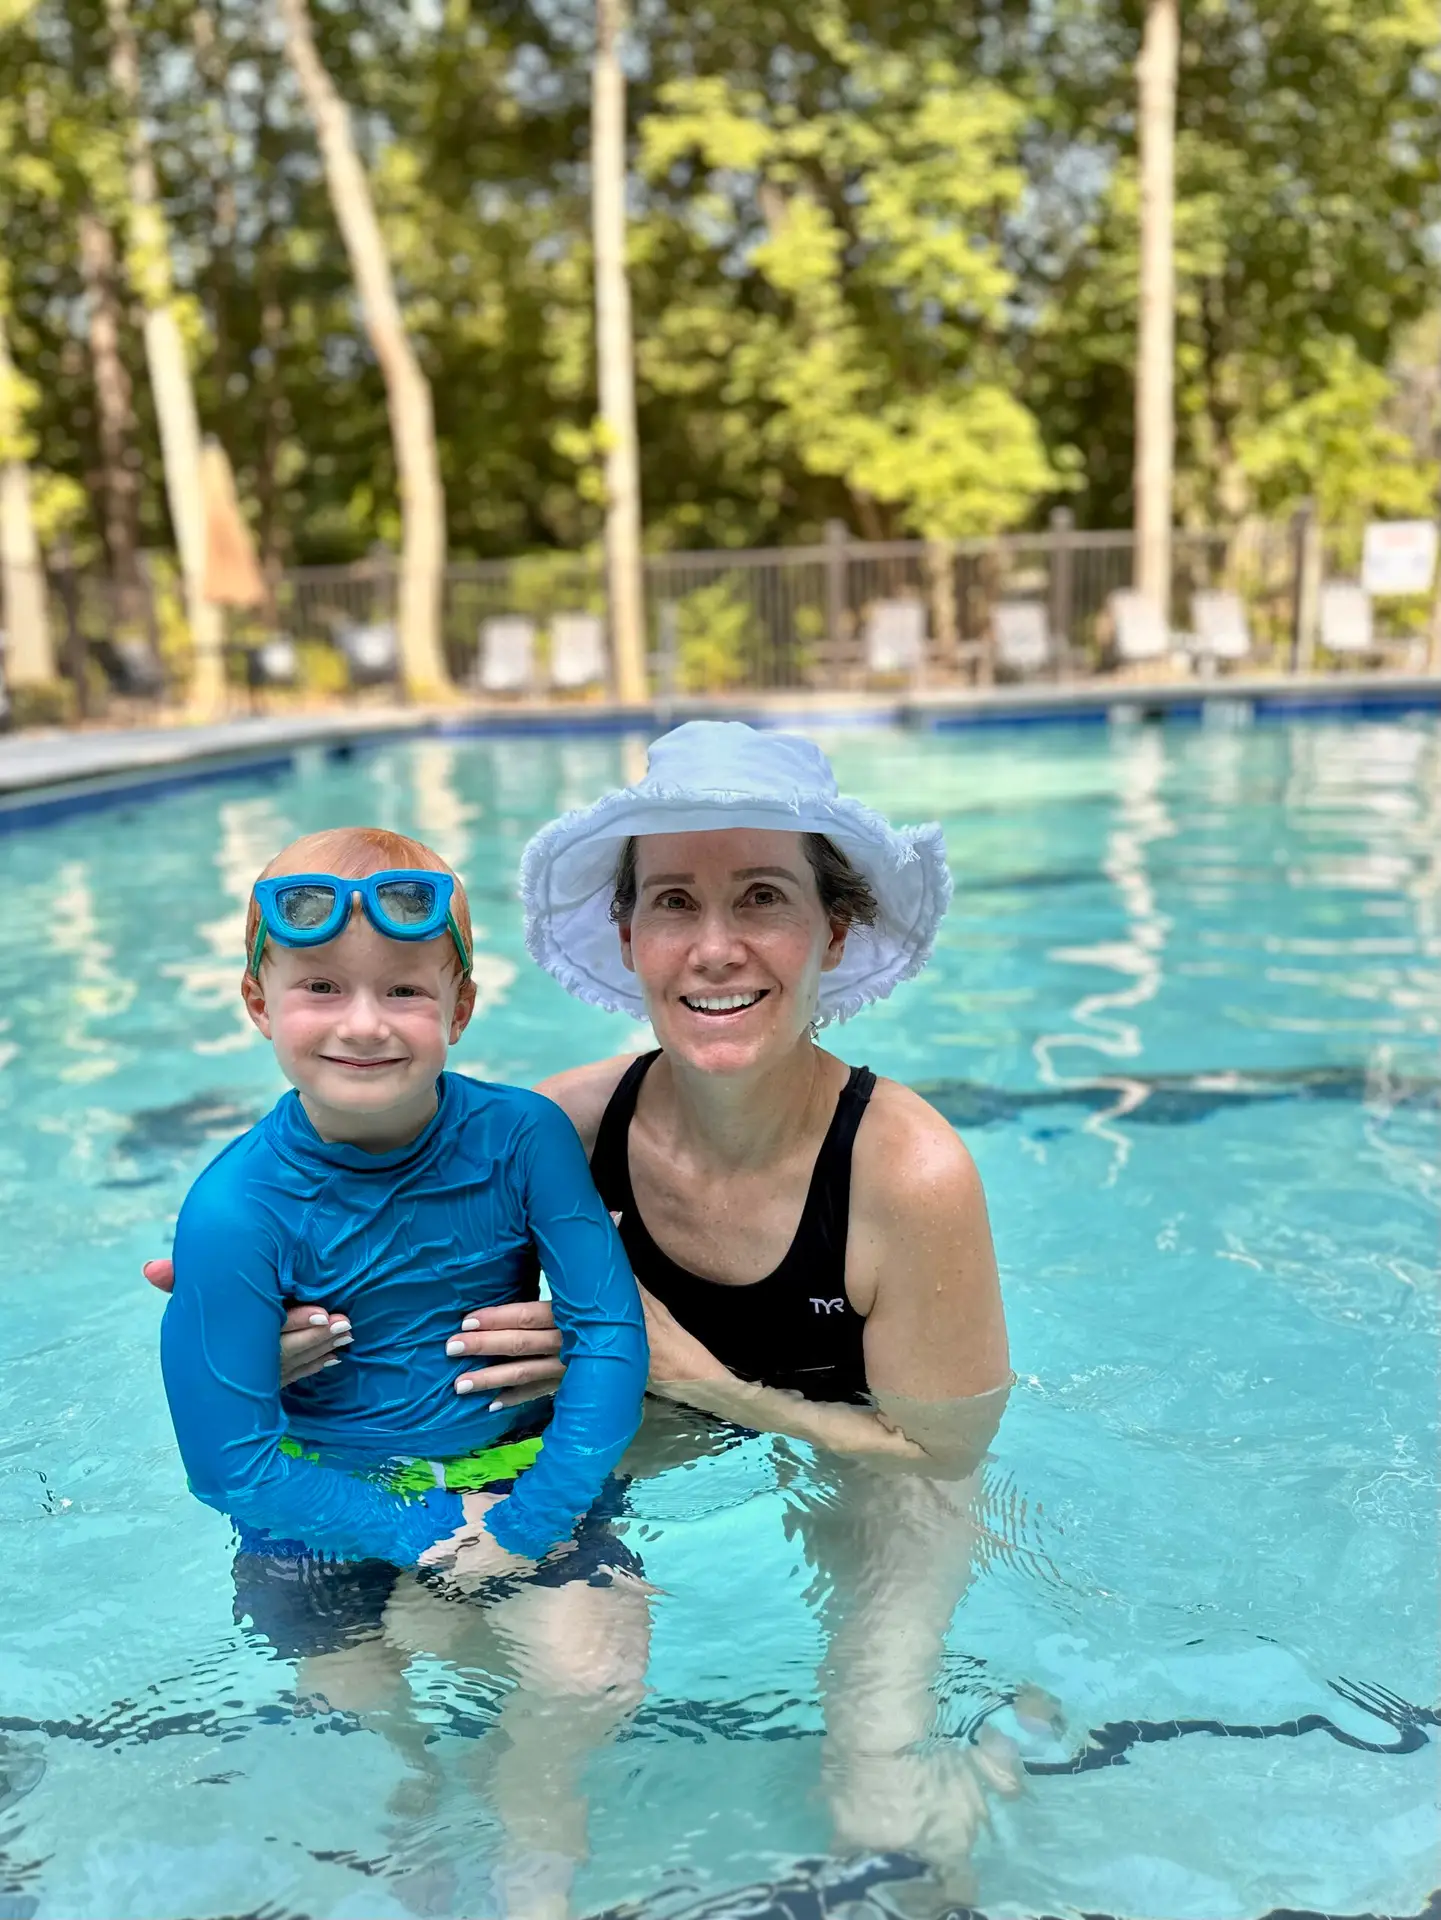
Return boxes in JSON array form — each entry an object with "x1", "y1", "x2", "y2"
[{"x1": 810, "y1": 1297, "x2": 845, "y2": 1315}]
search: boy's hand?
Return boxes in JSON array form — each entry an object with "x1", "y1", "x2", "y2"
[
  {"x1": 143, "y1": 1258, "x2": 352, "y2": 1387},
  {"x1": 448, "y1": 1301, "x2": 566, "y2": 1406},
  {"x1": 419, "y1": 1491, "x2": 537, "y2": 1584}
]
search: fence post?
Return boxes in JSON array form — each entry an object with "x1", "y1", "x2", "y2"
[
  {"x1": 1049, "y1": 506, "x2": 1075, "y2": 675},
  {"x1": 824, "y1": 519, "x2": 849, "y2": 663},
  {"x1": 1289, "y1": 500, "x2": 1320, "y2": 673},
  {"x1": 55, "y1": 533, "x2": 87, "y2": 719}
]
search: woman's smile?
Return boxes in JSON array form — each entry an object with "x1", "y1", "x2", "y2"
[{"x1": 678, "y1": 989, "x2": 771, "y2": 1017}]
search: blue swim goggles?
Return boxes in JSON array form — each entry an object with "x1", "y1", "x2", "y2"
[{"x1": 249, "y1": 870, "x2": 472, "y2": 978}]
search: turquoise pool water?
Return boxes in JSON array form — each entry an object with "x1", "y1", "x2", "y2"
[{"x1": 0, "y1": 719, "x2": 1437, "y2": 1920}]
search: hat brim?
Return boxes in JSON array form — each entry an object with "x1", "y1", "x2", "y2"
[{"x1": 520, "y1": 785, "x2": 952, "y2": 1024}]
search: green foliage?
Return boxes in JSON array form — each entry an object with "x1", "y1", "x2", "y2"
[
  {"x1": 0, "y1": 0, "x2": 1435, "y2": 579},
  {"x1": 8, "y1": 678, "x2": 76, "y2": 727},
  {"x1": 672, "y1": 577, "x2": 761, "y2": 693}
]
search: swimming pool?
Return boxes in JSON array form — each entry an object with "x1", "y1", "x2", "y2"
[{"x1": 0, "y1": 718, "x2": 1436, "y2": 1920}]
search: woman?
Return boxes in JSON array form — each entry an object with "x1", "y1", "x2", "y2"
[{"x1": 147, "y1": 721, "x2": 1019, "y2": 1890}]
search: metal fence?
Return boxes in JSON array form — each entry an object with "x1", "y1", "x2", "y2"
[
  {"x1": 3, "y1": 514, "x2": 1432, "y2": 716},
  {"x1": 282, "y1": 518, "x2": 1312, "y2": 693}
]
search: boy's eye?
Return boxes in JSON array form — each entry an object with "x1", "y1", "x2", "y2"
[
  {"x1": 388, "y1": 984, "x2": 423, "y2": 998},
  {"x1": 303, "y1": 980, "x2": 339, "y2": 995}
]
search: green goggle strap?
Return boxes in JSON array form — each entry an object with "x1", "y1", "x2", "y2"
[{"x1": 248, "y1": 909, "x2": 473, "y2": 980}]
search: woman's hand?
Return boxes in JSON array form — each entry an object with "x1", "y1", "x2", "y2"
[
  {"x1": 143, "y1": 1258, "x2": 352, "y2": 1387},
  {"x1": 447, "y1": 1300, "x2": 566, "y2": 1406}
]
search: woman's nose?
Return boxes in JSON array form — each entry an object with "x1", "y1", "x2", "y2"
[{"x1": 688, "y1": 907, "x2": 746, "y2": 970}]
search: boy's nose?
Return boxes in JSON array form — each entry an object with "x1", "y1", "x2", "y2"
[{"x1": 334, "y1": 990, "x2": 390, "y2": 1037}]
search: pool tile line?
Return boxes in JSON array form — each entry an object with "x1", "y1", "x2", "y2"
[{"x1": 2, "y1": 675, "x2": 1439, "y2": 832}]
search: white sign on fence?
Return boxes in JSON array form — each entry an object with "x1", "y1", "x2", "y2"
[{"x1": 1361, "y1": 520, "x2": 1439, "y2": 597}]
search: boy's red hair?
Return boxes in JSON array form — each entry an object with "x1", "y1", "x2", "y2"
[{"x1": 244, "y1": 826, "x2": 472, "y2": 979}]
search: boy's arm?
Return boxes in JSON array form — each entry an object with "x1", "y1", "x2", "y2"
[
  {"x1": 480, "y1": 1098, "x2": 648, "y2": 1560},
  {"x1": 162, "y1": 1184, "x2": 465, "y2": 1566}
]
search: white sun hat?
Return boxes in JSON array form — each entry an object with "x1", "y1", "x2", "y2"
[{"x1": 519, "y1": 720, "x2": 952, "y2": 1024}]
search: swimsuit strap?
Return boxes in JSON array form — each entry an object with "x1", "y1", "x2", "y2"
[
  {"x1": 589, "y1": 1049, "x2": 660, "y2": 1213},
  {"x1": 779, "y1": 1063, "x2": 877, "y2": 1273}
]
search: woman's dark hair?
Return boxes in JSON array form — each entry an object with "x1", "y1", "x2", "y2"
[{"x1": 609, "y1": 833, "x2": 879, "y2": 931}]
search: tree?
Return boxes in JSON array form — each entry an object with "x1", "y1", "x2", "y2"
[
  {"x1": 0, "y1": 298, "x2": 57, "y2": 688},
  {"x1": 1133, "y1": 0, "x2": 1177, "y2": 612},
  {"x1": 592, "y1": 0, "x2": 646, "y2": 701},
  {"x1": 277, "y1": 0, "x2": 449, "y2": 699},
  {"x1": 106, "y1": 0, "x2": 226, "y2": 715}
]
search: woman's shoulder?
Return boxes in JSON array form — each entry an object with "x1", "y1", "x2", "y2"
[
  {"x1": 850, "y1": 1071, "x2": 986, "y2": 1224},
  {"x1": 532, "y1": 1053, "x2": 644, "y2": 1156}
]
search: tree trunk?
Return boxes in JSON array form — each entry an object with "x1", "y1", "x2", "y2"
[
  {"x1": 77, "y1": 207, "x2": 142, "y2": 602},
  {"x1": 592, "y1": 0, "x2": 647, "y2": 704},
  {"x1": 1133, "y1": 0, "x2": 1178, "y2": 620},
  {"x1": 0, "y1": 307, "x2": 56, "y2": 687},
  {"x1": 278, "y1": 0, "x2": 449, "y2": 699},
  {"x1": 106, "y1": 0, "x2": 226, "y2": 716}
]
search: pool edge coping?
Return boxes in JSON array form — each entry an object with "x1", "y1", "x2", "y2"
[{"x1": 1, "y1": 672, "x2": 1439, "y2": 829}]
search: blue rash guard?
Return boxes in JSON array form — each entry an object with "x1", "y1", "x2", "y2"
[{"x1": 160, "y1": 1073, "x2": 648, "y2": 1567}]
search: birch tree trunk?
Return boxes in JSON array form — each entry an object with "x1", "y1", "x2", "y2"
[
  {"x1": 0, "y1": 306, "x2": 56, "y2": 688},
  {"x1": 1133, "y1": 0, "x2": 1179, "y2": 620},
  {"x1": 592, "y1": 0, "x2": 647, "y2": 703},
  {"x1": 77, "y1": 207, "x2": 142, "y2": 601},
  {"x1": 106, "y1": 0, "x2": 226, "y2": 717},
  {"x1": 278, "y1": 0, "x2": 448, "y2": 699}
]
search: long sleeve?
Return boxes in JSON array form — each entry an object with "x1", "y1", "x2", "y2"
[
  {"x1": 161, "y1": 1171, "x2": 464, "y2": 1566},
  {"x1": 482, "y1": 1098, "x2": 648, "y2": 1559}
]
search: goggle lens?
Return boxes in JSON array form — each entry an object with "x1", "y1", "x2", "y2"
[
  {"x1": 373, "y1": 878, "x2": 439, "y2": 927},
  {"x1": 273, "y1": 882, "x2": 339, "y2": 930}
]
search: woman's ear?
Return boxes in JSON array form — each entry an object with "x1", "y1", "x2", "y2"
[
  {"x1": 819, "y1": 917, "x2": 849, "y2": 974},
  {"x1": 618, "y1": 918, "x2": 636, "y2": 975},
  {"x1": 241, "y1": 970, "x2": 273, "y2": 1038},
  {"x1": 449, "y1": 974, "x2": 477, "y2": 1043}
]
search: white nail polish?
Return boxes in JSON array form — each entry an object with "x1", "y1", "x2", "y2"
[
  {"x1": 461, "y1": 1317, "x2": 480, "y2": 1332},
  {"x1": 323, "y1": 1356, "x2": 341, "y2": 1368},
  {"x1": 456, "y1": 1378, "x2": 474, "y2": 1395},
  {"x1": 446, "y1": 1338, "x2": 465, "y2": 1356},
  {"x1": 308, "y1": 1314, "x2": 329, "y2": 1327},
  {"x1": 489, "y1": 1400, "x2": 504, "y2": 1412}
]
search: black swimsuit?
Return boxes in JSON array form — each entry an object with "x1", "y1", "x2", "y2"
[{"x1": 589, "y1": 1051, "x2": 875, "y2": 1404}]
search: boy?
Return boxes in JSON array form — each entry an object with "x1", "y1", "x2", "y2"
[{"x1": 160, "y1": 825, "x2": 649, "y2": 1594}]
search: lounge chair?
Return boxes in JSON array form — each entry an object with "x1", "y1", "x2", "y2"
[
  {"x1": 1189, "y1": 591, "x2": 1251, "y2": 670},
  {"x1": 1318, "y1": 583, "x2": 1374, "y2": 658},
  {"x1": 476, "y1": 616, "x2": 535, "y2": 695},
  {"x1": 549, "y1": 612, "x2": 606, "y2": 692},
  {"x1": 245, "y1": 637, "x2": 298, "y2": 689},
  {"x1": 337, "y1": 621, "x2": 397, "y2": 687},
  {"x1": 862, "y1": 599, "x2": 926, "y2": 681},
  {"x1": 993, "y1": 600, "x2": 1052, "y2": 677},
  {"x1": 1107, "y1": 589, "x2": 1171, "y2": 665}
]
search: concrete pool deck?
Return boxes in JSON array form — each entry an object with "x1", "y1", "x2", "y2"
[{"x1": 2, "y1": 670, "x2": 1438, "y2": 826}]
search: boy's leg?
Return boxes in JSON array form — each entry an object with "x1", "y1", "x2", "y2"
[{"x1": 382, "y1": 1502, "x2": 653, "y2": 1920}]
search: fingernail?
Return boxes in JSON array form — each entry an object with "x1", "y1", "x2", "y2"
[
  {"x1": 489, "y1": 1400, "x2": 504, "y2": 1412},
  {"x1": 308, "y1": 1313, "x2": 329, "y2": 1327},
  {"x1": 461, "y1": 1317, "x2": 480, "y2": 1332},
  {"x1": 331, "y1": 1319, "x2": 351, "y2": 1333},
  {"x1": 446, "y1": 1337, "x2": 465, "y2": 1357},
  {"x1": 455, "y1": 1377, "x2": 474, "y2": 1395},
  {"x1": 323, "y1": 1356, "x2": 342, "y2": 1368},
  {"x1": 333, "y1": 1333, "x2": 353, "y2": 1347}
]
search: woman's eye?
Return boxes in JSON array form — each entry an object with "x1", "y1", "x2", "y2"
[
  {"x1": 747, "y1": 886, "x2": 784, "y2": 907},
  {"x1": 656, "y1": 891, "x2": 693, "y2": 911}
]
